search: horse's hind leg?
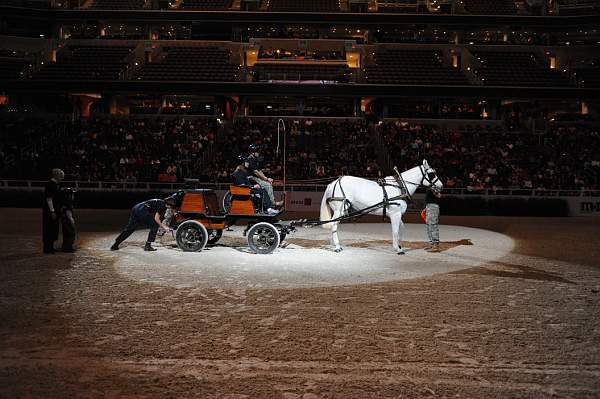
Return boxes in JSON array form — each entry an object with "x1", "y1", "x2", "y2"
[{"x1": 390, "y1": 213, "x2": 405, "y2": 255}]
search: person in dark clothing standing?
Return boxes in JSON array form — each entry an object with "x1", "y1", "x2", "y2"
[
  {"x1": 42, "y1": 168, "x2": 64, "y2": 254},
  {"x1": 60, "y1": 187, "x2": 77, "y2": 252},
  {"x1": 110, "y1": 198, "x2": 176, "y2": 251},
  {"x1": 424, "y1": 189, "x2": 442, "y2": 253}
]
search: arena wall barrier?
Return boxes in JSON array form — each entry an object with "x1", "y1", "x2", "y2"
[{"x1": 2, "y1": 185, "x2": 597, "y2": 217}]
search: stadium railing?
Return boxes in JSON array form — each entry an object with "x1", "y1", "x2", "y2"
[{"x1": 1, "y1": 180, "x2": 598, "y2": 197}]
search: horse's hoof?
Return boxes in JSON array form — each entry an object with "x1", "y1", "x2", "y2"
[
  {"x1": 397, "y1": 250, "x2": 405, "y2": 255},
  {"x1": 334, "y1": 248, "x2": 343, "y2": 253}
]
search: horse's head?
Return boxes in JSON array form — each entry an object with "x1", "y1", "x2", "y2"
[{"x1": 421, "y1": 160, "x2": 443, "y2": 194}]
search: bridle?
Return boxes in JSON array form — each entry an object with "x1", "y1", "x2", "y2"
[{"x1": 401, "y1": 165, "x2": 441, "y2": 193}]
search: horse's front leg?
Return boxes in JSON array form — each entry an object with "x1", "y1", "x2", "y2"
[
  {"x1": 390, "y1": 213, "x2": 405, "y2": 255},
  {"x1": 331, "y1": 221, "x2": 343, "y2": 252},
  {"x1": 329, "y1": 203, "x2": 344, "y2": 252}
]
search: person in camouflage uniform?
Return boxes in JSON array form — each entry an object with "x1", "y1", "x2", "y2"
[{"x1": 425, "y1": 189, "x2": 442, "y2": 252}]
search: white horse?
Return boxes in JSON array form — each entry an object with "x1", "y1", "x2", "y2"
[{"x1": 319, "y1": 160, "x2": 443, "y2": 254}]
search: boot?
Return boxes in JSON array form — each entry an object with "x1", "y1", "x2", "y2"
[
  {"x1": 144, "y1": 242, "x2": 157, "y2": 252},
  {"x1": 111, "y1": 231, "x2": 130, "y2": 250},
  {"x1": 427, "y1": 243, "x2": 440, "y2": 253}
]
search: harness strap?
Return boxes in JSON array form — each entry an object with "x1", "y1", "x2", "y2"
[
  {"x1": 325, "y1": 176, "x2": 411, "y2": 224},
  {"x1": 379, "y1": 180, "x2": 389, "y2": 219},
  {"x1": 328, "y1": 177, "x2": 352, "y2": 215},
  {"x1": 386, "y1": 194, "x2": 406, "y2": 204},
  {"x1": 396, "y1": 175, "x2": 412, "y2": 202},
  {"x1": 378, "y1": 180, "x2": 411, "y2": 219},
  {"x1": 379, "y1": 182, "x2": 410, "y2": 200}
]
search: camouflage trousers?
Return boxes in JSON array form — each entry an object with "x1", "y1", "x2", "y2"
[
  {"x1": 426, "y1": 203, "x2": 440, "y2": 244},
  {"x1": 249, "y1": 177, "x2": 275, "y2": 203}
]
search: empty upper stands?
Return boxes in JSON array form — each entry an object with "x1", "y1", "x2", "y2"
[
  {"x1": 376, "y1": 0, "x2": 418, "y2": 13},
  {"x1": 267, "y1": 0, "x2": 340, "y2": 12},
  {"x1": 136, "y1": 46, "x2": 238, "y2": 81},
  {"x1": 364, "y1": 49, "x2": 469, "y2": 85},
  {"x1": 557, "y1": 0, "x2": 600, "y2": 15},
  {"x1": 472, "y1": 51, "x2": 571, "y2": 87},
  {"x1": 34, "y1": 46, "x2": 133, "y2": 80},
  {"x1": 252, "y1": 62, "x2": 349, "y2": 81},
  {"x1": 0, "y1": 54, "x2": 32, "y2": 80},
  {"x1": 89, "y1": 0, "x2": 146, "y2": 9},
  {"x1": 459, "y1": 0, "x2": 517, "y2": 15},
  {"x1": 180, "y1": 0, "x2": 232, "y2": 10},
  {"x1": 574, "y1": 67, "x2": 600, "y2": 88}
]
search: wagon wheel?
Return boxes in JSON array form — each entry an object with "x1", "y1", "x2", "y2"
[
  {"x1": 222, "y1": 191, "x2": 232, "y2": 213},
  {"x1": 207, "y1": 229, "x2": 223, "y2": 246},
  {"x1": 246, "y1": 222, "x2": 280, "y2": 254},
  {"x1": 175, "y1": 221, "x2": 208, "y2": 252}
]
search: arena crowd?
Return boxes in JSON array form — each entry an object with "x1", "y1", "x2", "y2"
[{"x1": 1, "y1": 116, "x2": 598, "y2": 190}]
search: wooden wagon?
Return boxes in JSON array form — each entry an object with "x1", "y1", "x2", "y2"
[{"x1": 169, "y1": 186, "x2": 294, "y2": 254}]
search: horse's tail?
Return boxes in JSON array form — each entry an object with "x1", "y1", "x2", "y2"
[{"x1": 320, "y1": 180, "x2": 335, "y2": 230}]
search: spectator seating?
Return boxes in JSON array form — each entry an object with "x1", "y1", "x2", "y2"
[
  {"x1": 267, "y1": 0, "x2": 340, "y2": 12},
  {"x1": 0, "y1": 56, "x2": 32, "y2": 80},
  {"x1": 2, "y1": 0, "x2": 51, "y2": 7},
  {"x1": 136, "y1": 46, "x2": 238, "y2": 81},
  {"x1": 472, "y1": 51, "x2": 571, "y2": 87},
  {"x1": 89, "y1": 0, "x2": 145, "y2": 9},
  {"x1": 180, "y1": 0, "x2": 232, "y2": 9},
  {"x1": 380, "y1": 121, "x2": 600, "y2": 190},
  {"x1": 364, "y1": 49, "x2": 469, "y2": 85},
  {"x1": 252, "y1": 62, "x2": 349, "y2": 81},
  {"x1": 64, "y1": 25, "x2": 100, "y2": 39},
  {"x1": 1, "y1": 116, "x2": 598, "y2": 190},
  {"x1": 574, "y1": 67, "x2": 600, "y2": 88},
  {"x1": 376, "y1": 0, "x2": 418, "y2": 13},
  {"x1": 558, "y1": 0, "x2": 600, "y2": 15},
  {"x1": 34, "y1": 46, "x2": 133, "y2": 80},
  {"x1": 460, "y1": 0, "x2": 516, "y2": 14}
]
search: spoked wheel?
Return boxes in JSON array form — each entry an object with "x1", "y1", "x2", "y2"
[
  {"x1": 222, "y1": 191, "x2": 232, "y2": 213},
  {"x1": 246, "y1": 222, "x2": 280, "y2": 254},
  {"x1": 175, "y1": 221, "x2": 208, "y2": 252},
  {"x1": 207, "y1": 229, "x2": 223, "y2": 246}
]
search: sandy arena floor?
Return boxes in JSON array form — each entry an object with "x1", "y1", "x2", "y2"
[
  {"x1": 1, "y1": 209, "x2": 600, "y2": 398},
  {"x1": 98, "y1": 224, "x2": 512, "y2": 289}
]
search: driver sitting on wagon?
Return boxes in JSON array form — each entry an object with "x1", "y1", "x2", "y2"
[
  {"x1": 245, "y1": 144, "x2": 284, "y2": 208},
  {"x1": 232, "y1": 161, "x2": 278, "y2": 215}
]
